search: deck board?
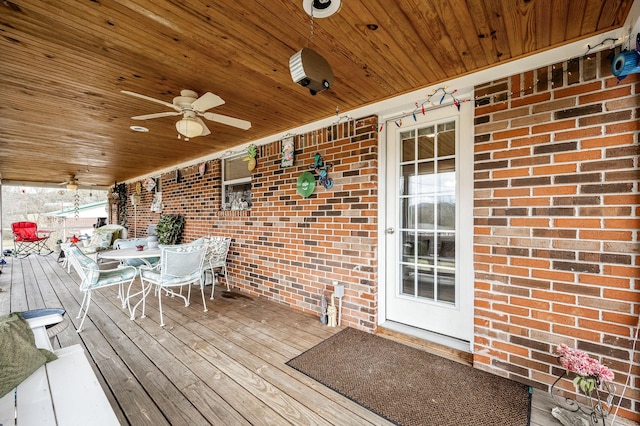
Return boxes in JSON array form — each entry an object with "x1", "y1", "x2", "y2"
[{"x1": 1, "y1": 254, "x2": 637, "y2": 425}]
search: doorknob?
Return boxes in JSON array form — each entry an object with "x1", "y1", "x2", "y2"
[{"x1": 385, "y1": 227, "x2": 395, "y2": 234}]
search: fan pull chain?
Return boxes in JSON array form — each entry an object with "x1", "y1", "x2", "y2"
[
  {"x1": 308, "y1": 7, "x2": 314, "y2": 46},
  {"x1": 74, "y1": 191, "x2": 80, "y2": 219}
]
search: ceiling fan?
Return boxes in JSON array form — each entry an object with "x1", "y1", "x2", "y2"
[
  {"x1": 58, "y1": 175, "x2": 97, "y2": 190},
  {"x1": 59, "y1": 175, "x2": 80, "y2": 190},
  {"x1": 121, "y1": 89, "x2": 252, "y2": 139}
]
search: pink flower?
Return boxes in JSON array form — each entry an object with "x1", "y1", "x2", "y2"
[
  {"x1": 556, "y1": 344, "x2": 614, "y2": 384},
  {"x1": 597, "y1": 364, "x2": 615, "y2": 383}
]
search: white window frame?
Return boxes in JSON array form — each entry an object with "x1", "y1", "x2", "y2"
[{"x1": 222, "y1": 154, "x2": 252, "y2": 210}]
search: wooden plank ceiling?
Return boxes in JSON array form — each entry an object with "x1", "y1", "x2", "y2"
[{"x1": 0, "y1": 0, "x2": 633, "y2": 187}]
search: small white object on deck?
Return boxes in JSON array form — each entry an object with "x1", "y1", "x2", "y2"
[
  {"x1": 327, "y1": 293, "x2": 337, "y2": 327},
  {"x1": 551, "y1": 406, "x2": 589, "y2": 426}
]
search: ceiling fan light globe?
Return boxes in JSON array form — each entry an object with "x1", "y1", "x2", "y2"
[
  {"x1": 176, "y1": 117, "x2": 203, "y2": 138},
  {"x1": 66, "y1": 183, "x2": 78, "y2": 190}
]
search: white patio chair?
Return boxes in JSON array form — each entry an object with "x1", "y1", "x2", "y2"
[
  {"x1": 65, "y1": 244, "x2": 137, "y2": 332},
  {"x1": 204, "y1": 236, "x2": 232, "y2": 298},
  {"x1": 138, "y1": 243, "x2": 207, "y2": 327}
]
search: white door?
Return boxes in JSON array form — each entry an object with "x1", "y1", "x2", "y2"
[{"x1": 384, "y1": 104, "x2": 473, "y2": 342}]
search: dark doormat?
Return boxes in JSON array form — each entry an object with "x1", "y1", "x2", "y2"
[{"x1": 286, "y1": 327, "x2": 531, "y2": 426}]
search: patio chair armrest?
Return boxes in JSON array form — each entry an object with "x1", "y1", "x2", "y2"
[
  {"x1": 147, "y1": 262, "x2": 162, "y2": 271},
  {"x1": 37, "y1": 229, "x2": 53, "y2": 236},
  {"x1": 22, "y1": 310, "x2": 65, "y2": 350},
  {"x1": 99, "y1": 265, "x2": 138, "y2": 275},
  {"x1": 23, "y1": 312, "x2": 65, "y2": 330}
]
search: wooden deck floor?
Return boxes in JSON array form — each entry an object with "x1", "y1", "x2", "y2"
[{"x1": 1, "y1": 254, "x2": 634, "y2": 425}]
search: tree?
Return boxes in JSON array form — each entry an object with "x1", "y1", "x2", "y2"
[{"x1": 2, "y1": 186, "x2": 106, "y2": 228}]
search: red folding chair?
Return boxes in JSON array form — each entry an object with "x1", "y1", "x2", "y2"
[{"x1": 11, "y1": 221, "x2": 53, "y2": 258}]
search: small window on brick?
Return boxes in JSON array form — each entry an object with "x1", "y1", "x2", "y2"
[{"x1": 222, "y1": 155, "x2": 252, "y2": 210}]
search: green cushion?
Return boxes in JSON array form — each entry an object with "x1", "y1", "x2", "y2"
[
  {"x1": 89, "y1": 231, "x2": 114, "y2": 249},
  {"x1": 94, "y1": 268, "x2": 137, "y2": 288},
  {"x1": 140, "y1": 268, "x2": 201, "y2": 285},
  {"x1": 94, "y1": 226, "x2": 121, "y2": 245},
  {"x1": 0, "y1": 313, "x2": 57, "y2": 398},
  {"x1": 68, "y1": 245, "x2": 100, "y2": 285}
]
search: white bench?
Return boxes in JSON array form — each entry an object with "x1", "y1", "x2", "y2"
[{"x1": 0, "y1": 313, "x2": 119, "y2": 426}]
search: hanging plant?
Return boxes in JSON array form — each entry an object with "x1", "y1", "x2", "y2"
[
  {"x1": 116, "y1": 183, "x2": 128, "y2": 228},
  {"x1": 155, "y1": 214, "x2": 185, "y2": 245}
]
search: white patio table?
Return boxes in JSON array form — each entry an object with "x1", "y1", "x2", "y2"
[
  {"x1": 98, "y1": 247, "x2": 162, "y2": 318},
  {"x1": 98, "y1": 246, "x2": 161, "y2": 268}
]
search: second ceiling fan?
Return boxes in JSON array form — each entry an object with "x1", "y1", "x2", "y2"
[{"x1": 122, "y1": 89, "x2": 251, "y2": 139}]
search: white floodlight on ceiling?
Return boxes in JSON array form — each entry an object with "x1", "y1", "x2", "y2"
[{"x1": 302, "y1": 0, "x2": 341, "y2": 18}]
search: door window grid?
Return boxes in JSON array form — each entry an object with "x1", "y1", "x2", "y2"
[{"x1": 398, "y1": 121, "x2": 457, "y2": 304}]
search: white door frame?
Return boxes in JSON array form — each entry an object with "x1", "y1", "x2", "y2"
[{"x1": 377, "y1": 89, "x2": 474, "y2": 352}]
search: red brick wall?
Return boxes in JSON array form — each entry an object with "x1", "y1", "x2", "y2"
[
  {"x1": 473, "y1": 48, "x2": 640, "y2": 420},
  {"x1": 122, "y1": 47, "x2": 639, "y2": 420},
  {"x1": 126, "y1": 116, "x2": 379, "y2": 331}
]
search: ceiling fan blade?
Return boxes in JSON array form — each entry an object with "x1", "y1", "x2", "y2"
[
  {"x1": 121, "y1": 90, "x2": 180, "y2": 111},
  {"x1": 195, "y1": 117, "x2": 211, "y2": 136},
  {"x1": 59, "y1": 175, "x2": 76, "y2": 185},
  {"x1": 203, "y1": 112, "x2": 252, "y2": 130},
  {"x1": 191, "y1": 92, "x2": 225, "y2": 112},
  {"x1": 131, "y1": 111, "x2": 181, "y2": 120}
]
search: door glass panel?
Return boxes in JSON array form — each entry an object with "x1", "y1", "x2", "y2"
[
  {"x1": 438, "y1": 157, "x2": 456, "y2": 174},
  {"x1": 417, "y1": 127, "x2": 435, "y2": 160},
  {"x1": 400, "y1": 198, "x2": 413, "y2": 229},
  {"x1": 437, "y1": 159, "x2": 456, "y2": 195},
  {"x1": 416, "y1": 266, "x2": 435, "y2": 300},
  {"x1": 397, "y1": 120, "x2": 457, "y2": 304},
  {"x1": 416, "y1": 232, "x2": 434, "y2": 265},
  {"x1": 401, "y1": 164, "x2": 414, "y2": 196},
  {"x1": 416, "y1": 162, "x2": 436, "y2": 194},
  {"x1": 437, "y1": 233, "x2": 456, "y2": 266},
  {"x1": 401, "y1": 130, "x2": 416, "y2": 162},
  {"x1": 401, "y1": 264, "x2": 416, "y2": 296},
  {"x1": 438, "y1": 129, "x2": 456, "y2": 157},
  {"x1": 437, "y1": 195, "x2": 456, "y2": 229},
  {"x1": 437, "y1": 268, "x2": 456, "y2": 304},
  {"x1": 401, "y1": 231, "x2": 415, "y2": 263},
  {"x1": 416, "y1": 195, "x2": 435, "y2": 229}
]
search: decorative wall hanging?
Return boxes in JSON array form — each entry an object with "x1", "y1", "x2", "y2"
[
  {"x1": 243, "y1": 144, "x2": 257, "y2": 171},
  {"x1": 281, "y1": 136, "x2": 295, "y2": 167},
  {"x1": 151, "y1": 192, "x2": 162, "y2": 213},
  {"x1": 311, "y1": 153, "x2": 333, "y2": 189},
  {"x1": 198, "y1": 162, "x2": 207, "y2": 177},
  {"x1": 297, "y1": 171, "x2": 316, "y2": 198},
  {"x1": 143, "y1": 177, "x2": 156, "y2": 192}
]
